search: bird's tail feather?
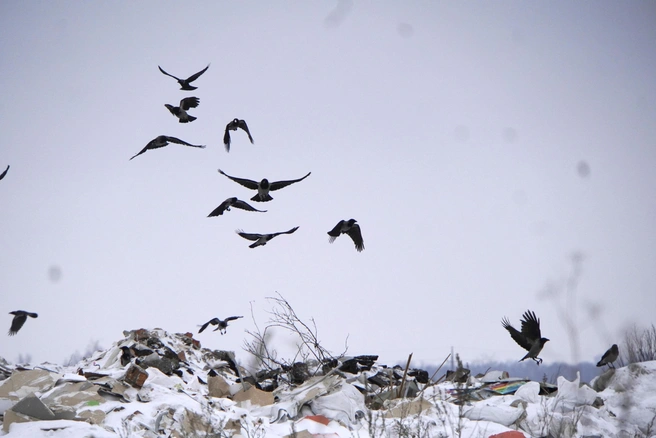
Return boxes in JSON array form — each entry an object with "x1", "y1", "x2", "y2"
[{"x1": 251, "y1": 194, "x2": 273, "y2": 202}]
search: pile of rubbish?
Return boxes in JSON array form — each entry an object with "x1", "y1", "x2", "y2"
[{"x1": 0, "y1": 328, "x2": 654, "y2": 437}]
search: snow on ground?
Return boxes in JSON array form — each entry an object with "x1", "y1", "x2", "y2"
[{"x1": 1, "y1": 328, "x2": 655, "y2": 437}]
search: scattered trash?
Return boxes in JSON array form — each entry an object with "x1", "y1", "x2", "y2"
[{"x1": 0, "y1": 328, "x2": 654, "y2": 437}]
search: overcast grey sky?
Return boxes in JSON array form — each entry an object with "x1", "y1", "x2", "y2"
[{"x1": 1, "y1": 2, "x2": 655, "y2": 368}]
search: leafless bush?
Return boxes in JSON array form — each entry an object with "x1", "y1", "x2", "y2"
[
  {"x1": 619, "y1": 324, "x2": 656, "y2": 366},
  {"x1": 243, "y1": 292, "x2": 347, "y2": 374}
]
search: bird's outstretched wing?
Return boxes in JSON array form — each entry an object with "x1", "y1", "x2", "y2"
[
  {"x1": 129, "y1": 147, "x2": 149, "y2": 161},
  {"x1": 218, "y1": 169, "x2": 259, "y2": 190},
  {"x1": 186, "y1": 64, "x2": 210, "y2": 83},
  {"x1": 272, "y1": 226, "x2": 299, "y2": 237},
  {"x1": 235, "y1": 230, "x2": 262, "y2": 242},
  {"x1": 520, "y1": 310, "x2": 542, "y2": 343},
  {"x1": 207, "y1": 199, "x2": 231, "y2": 217},
  {"x1": 232, "y1": 199, "x2": 267, "y2": 213},
  {"x1": 166, "y1": 136, "x2": 205, "y2": 148},
  {"x1": 223, "y1": 129, "x2": 232, "y2": 152},
  {"x1": 199, "y1": 318, "x2": 217, "y2": 333},
  {"x1": 8, "y1": 315, "x2": 27, "y2": 336},
  {"x1": 225, "y1": 316, "x2": 243, "y2": 322},
  {"x1": 0, "y1": 165, "x2": 9, "y2": 181},
  {"x1": 180, "y1": 97, "x2": 199, "y2": 110},
  {"x1": 237, "y1": 120, "x2": 254, "y2": 143},
  {"x1": 158, "y1": 65, "x2": 181, "y2": 81},
  {"x1": 502, "y1": 317, "x2": 532, "y2": 352},
  {"x1": 347, "y1": 224, "x2": 365, "y2": 252},
  {"x1": 327, "y1": 221, "x2": 344, "y2": 243},
  {"x1": 270, "y1": 172, "x2": 312, "y2": 191}
]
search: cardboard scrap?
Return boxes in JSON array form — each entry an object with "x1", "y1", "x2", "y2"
[
  {"x1": 384, "y1": 397, "x2": 432, "y2": 418},
  {"x1": 208, "y1": 374, "x2": 231, "y2": 398},
  {"x1": 124, "y1": 364, "x2": 148, "y2": 389},
  {"x1": 233, "y1": 385, "x2": 275, "y2": 406},
  {"x1": 2, "y1": 409, "x2": 32, "y2": 433}
]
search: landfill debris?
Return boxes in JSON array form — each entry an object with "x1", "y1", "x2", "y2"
[{"x1": 0, "y1": 328, "x2": 654, "y2": 437}]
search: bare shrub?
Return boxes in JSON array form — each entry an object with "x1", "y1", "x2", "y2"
[
  {"x1": 243, "y1": 292, "x2": 347, "y2": 374},
  {"x1": 619, "y1": 324, "x2": 656, "y2": 366}
]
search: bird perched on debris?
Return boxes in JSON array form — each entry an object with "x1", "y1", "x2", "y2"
[
  {"x1": 130, "y1": 135, "x2": 205, "y2": 160},
  {"x1": 223, "y1": 118, "x2": 254, "y2": 152},
  {"x1": 165, "y1": 97, "x2": 200, "y2": 123},
  {"x1": 0, "y1": 165, "x2": 9, "y2": 181},
  {"x1": 217, "y1": 169, "x2": 311, "y2": 202},
  {"x1": 596, "y1": 344, "x2": 619, "y2": 369},
  {"x1": 207, "y1": 197, "x2": 267, "y2": 217},
  {"x1": 8, "y1": 311, "x2": 38, "y2": 336},
  {"x1": 235, "y1": 226, "x2": 299, "y2": 248},
  {"x1": 158, "y1": 64, "x2": 209, "y2": 91},
  {"x1": 198, "y1": 316, "x2": 243, "y2": 335},
  {"x1": 327, "y1": 219, "x2": 365, "y2": 252},
  {"x1": 119, "y1": 346, "x2": 134, "y2": 366},
  {"x1": 501, "y1": 310, "x2": 549, "y2": 365}
]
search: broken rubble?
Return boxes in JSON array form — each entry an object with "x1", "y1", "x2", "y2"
[
  {"x1": 124, "y1": 364, "x2": 148, "y2": 388},
  {"x1": 2, "y1": 327, "x2": 646, "y2": 437},
  {"x1": 0, "y1": 369, "x2": 58, "y2": 400}
]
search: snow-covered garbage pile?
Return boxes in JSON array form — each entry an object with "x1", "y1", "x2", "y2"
[{"x1": 0, "y1": 328, "x2": 655, "y2": 437}]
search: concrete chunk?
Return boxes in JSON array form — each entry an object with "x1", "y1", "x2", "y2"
[
  {"x1": 11, "y1": 393, "x2": 56, "y2": 420},
  {"x1": 0, "y1": 369, "x2": 58, "y2": 400}
]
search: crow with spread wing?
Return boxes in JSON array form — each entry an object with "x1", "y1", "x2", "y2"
[
  {"x1": 198, "y1": 316, "x2": 243, "y2": 335},
  {"x1": 327, "y1": 219, "x2": 364, "y2": 252},
  {"x1": 158, "y1": 64, "x2": 209, "y2": 90},
  {"x1": 235, "y1": 226, "x2": 299, "y2": 248},
  {"x1": 223, "y1": 118, "x2": 254, "y2": 152},
  {"x1": 207, "y1": 197, "x2": 267, "y2": 217},
  {"x1": 217, "y1": 169, "x2": 311, "y2": 202},
  {"x1": 502, "y1": 310, "x2": 549, "y2": 365},
  {"x1": 130, "y1": 135, "x2": 205, "y2": 160},
  {"x1": 8, "y1": 310, "x2": 38, "y2": 336},
  {"x1": 165, "y1": 97, "x2": 200, "y2": 123}
]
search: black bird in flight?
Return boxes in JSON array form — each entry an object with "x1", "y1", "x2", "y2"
[
  {"x1": 502, "y1": 310, "x2": 550, "y2": 365},
  {"x1": 130, "y1": 135, "x2": 205, "y2": 160},
  {"x1": 223, "y1": 118, "x2": 254, "y2": 152},
  {"x1": 596, "y1": 344, "x2": 619, "y2": 369},
  {"x1": 236, "y1": 226, "x2": 299, "y2": 248},
  {"x1": 158, "y1": 64, "x2": 210, "y2": 91},
  {"x1": 207, "y1": 197, "x2": 267, "y2": 217},
  {"x1": 165, "y1": 97, "x2": 200, "y2": 123},
  {"x1": 217, "y1": 169, "x2": 311, "y2": 202},
  {"x1": 328, "y1": 219, "x2": 365, "y2": 252},
  {"x1": 0, "y1": 165, "x2": 9, "y2": 181},
  {"x1": 8, "y1": 310, "x2": 38, "y2": 336},
  {"x1": 199, "y1": 316, "x2": 243, "y2": 335}
]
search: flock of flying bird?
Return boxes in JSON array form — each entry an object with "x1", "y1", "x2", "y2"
[
  {"x1": 2, "y1": 63, "x2": 364, "y2": 343},
  {"x1": 129, "y1": 63, "x2": 365, "y2": 251},
  {"x1": 2, "y1": 66, "x2": 619, "y2": 371}
]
